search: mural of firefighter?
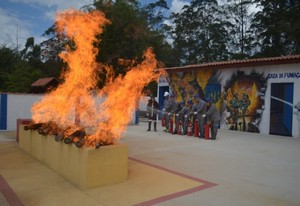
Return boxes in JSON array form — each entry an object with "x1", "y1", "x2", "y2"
[
  {"x1": 168, "y1": 69, "x2": 266, "y2": 134},
  {"x1": 224, "y1": 71, "x2": 267, "y2": 133}
]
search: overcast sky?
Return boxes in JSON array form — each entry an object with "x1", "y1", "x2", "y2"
[{"x1": 0, "y1": 0, "x2": 190, "y2": 50}]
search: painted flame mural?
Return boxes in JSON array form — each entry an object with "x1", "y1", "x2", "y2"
[
  {"x1": 31, "y1": 9, "x2": 161, "y2": 147},
  {"x1": 168, "y1": 70, "x2": 266, "y2": 133},
  {"x1": 224, "y1": 72, "x2": 266, "y2": 132}
]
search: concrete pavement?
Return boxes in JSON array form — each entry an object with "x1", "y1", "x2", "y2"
[{"x1": 1, "y1": 122, "x2": 300, "y2": 205}]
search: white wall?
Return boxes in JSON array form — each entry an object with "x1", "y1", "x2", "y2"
[
  {"x1": 5, "y1": 93, "x2": 140, "y2": 131},
  {"x1": 260, "y1": 64, "x2": 300, "y2": 137},
  {"x1": 7, "y1": 93, "x2": 43, "y2": 130},
  {"x1": 160, "y1": 63, "x2": 300, "y2": 138}
]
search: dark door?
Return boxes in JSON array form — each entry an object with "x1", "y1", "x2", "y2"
[
  {"x1": 269, "y1": 83, "x2": 293, "y2": 136},
  {"x1": 0, "y1": 94, "x2": 7, "y2": 130}
]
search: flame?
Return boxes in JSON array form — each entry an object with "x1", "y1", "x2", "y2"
[
  {"x1": 247, "y1": 83, "x2": 259, "y2": 115},
  {"x1": 91, "y1": 48, "x2": 160, "y2": 144},
  {"x1": 31, "y1": 9, "x2": 161, "y2": 147},
  {"x1": 196, "y1": 69, "x2": 213, "y2": 90},
  {"x1": 226, "y1": 82, "x2": 260, "y2": 115}
]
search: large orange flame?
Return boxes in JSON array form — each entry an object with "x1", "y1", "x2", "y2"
[{"x1": 31, "y1": 9, "x2": 161, "y2": 147}]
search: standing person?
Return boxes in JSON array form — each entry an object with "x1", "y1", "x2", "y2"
[
  {"x1": 162, "y1": 91, "x2": 170, "y2": 130},
  {"x1": 182, "y1": 100, "x2": 194, "y2": 135},
  {"x1": 146, "y1": 94, "x2": 159, "y2": 131},
  {"x1": 188, "y1": 94, "x2": 206, "y2": 136},
  {"x1": 203, "y1": 98, "x2": 220, "y2": 140},
  {"x1": 174, "y1": 101, "x2": 185, "y2": 134},
  {"x1": 187, "y1": 95, "x2": 198, "y2": 131},
  {"x1": 194, "y1": 95, "x2": 207, "y2": 138},
  {"x1": 164, "y1": 94, "x2": 178, "y2": 132}
]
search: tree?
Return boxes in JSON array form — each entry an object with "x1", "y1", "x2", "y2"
[
  {"x1": 87, "y1": 0, "x2": 177, "y2": 92},
  {"x1": 39, "y1": 26, "x2": 67, "y2": 77},
  {"x1": 38, "y1": 0, "x2": 176, "y2": 94},
  {"x1": 223, "y1": 0, "x2": 255, "y2": 59},
  {"x1": 20, "y1": 37, "x2": 43, "y2": 69},
  {"x1": 143, "y1": 0, "x2": 169, "y2": 32},
  {"x1": 5, "y1": 62, "x2": 43, "y2": 93},
  {"x1": 0, "y1": 46, "x2": 43, "y2": 92},
  {"x1": 170, "y1": 0, "x2": 232, "y2": 65},
  {"x1": 251, "y1": 0, "x2": 300, "y2": 57},
  {"x1": 0, "y1": 46, "x2": 20, "y2": 90}
]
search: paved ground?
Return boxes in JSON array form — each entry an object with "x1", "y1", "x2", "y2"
[{"x1": 1, "y1": 122, "x2": 300, "y2": 206}]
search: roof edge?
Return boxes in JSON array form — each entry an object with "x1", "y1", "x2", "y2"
[{"x1": 164, "y1": 54, "x2": 300, "y2": 72}]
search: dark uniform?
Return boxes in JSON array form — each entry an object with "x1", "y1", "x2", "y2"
[
  {"x1": 164, "y1": 94, "x2": 178, "y2": 132},
  {"x1": 203, "y1": 98, "x2": 220, "y2": 140},
  {"x1": 196, "y1": 99, "x2": 207, "y2": 137},
  {"x1": 174, "y1": 102, "x2": 185, "y2": 133},
  {"x1": 147, "y1": 95, "x2": 159, "y2": 131},
  {"x1": 188, "y1": 95, "x2": 206, "y2": 136},
  {"x1": 182, "y1": 100, "x2": 194, "y2": 134},
  {"x1": 162, "y1": 92, "x2": 170, "y2": 130}
]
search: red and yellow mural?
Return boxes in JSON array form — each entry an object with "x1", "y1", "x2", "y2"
[
  {"x1": 224, "y1": 72, "x2": 266, "y2": 132},
  {"x1": 168, "y1": 69, "x2": 215, "y2": 102},
  {"x1": 168, "y1": 69, "x2": 266, "y2": 133}
]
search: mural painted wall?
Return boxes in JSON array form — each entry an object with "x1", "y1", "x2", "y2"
[
  {"x1": 168, "y1": 69, "x2": 266, "y2": 134},
  {"x1": 168, "y1": 69, "x2": 220, "y2": 103},
  {"x1": 223, "y1": 71, "x2": 266, "y2": 133}
]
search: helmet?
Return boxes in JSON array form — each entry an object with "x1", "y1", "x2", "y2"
[
  {"x1": 206, "y1": 97, "x2": 211, "y2": 102},
  {"x1": 164, "y1": 91, "x2": 169, "y2": 97},
  {"x1": 187, "y1": 100, "x2": 193, "y2": 105},
  {"x1": 194, "y1": 94, "x2": 200, "y2": 99}
]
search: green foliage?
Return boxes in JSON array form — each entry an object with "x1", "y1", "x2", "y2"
[
  {"x1": 91, "y1": 0, "x2": 177, "y2": 92},
  {"x1": 2, "y1": 0, "x2": 300, "y2": 94},
  {"x1": 5, "y1": 62, "x2": 43, "y2": 93},
  {"x1": 0, "y1": 45, "x2": 44, "y2": 92},
  {"x1": 251, "y1": 0, "x2": 300, "y2": 57},
  {"x1": 171, "y1": 0, "x2": 232, "y2": 64}
]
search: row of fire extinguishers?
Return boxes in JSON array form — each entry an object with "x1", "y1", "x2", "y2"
[{"x1": 161, "y1": 114, "x2": 211, "y2": 139}]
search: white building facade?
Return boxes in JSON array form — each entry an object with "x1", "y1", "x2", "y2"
[{"x1": 158, "y1": 55, "x2": 300, "y2": 138}]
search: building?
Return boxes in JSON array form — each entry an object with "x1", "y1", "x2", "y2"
[
  {"x1": 30, "y1": 77, "x2": 59, "y2": 93},
  {"x1": 158, "y1": 55, "x2": 300, "y2": 138}
]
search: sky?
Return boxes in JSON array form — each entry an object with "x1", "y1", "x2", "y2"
[{"x1": 0, "y1": 0, "x2": 190, "y2": 50}]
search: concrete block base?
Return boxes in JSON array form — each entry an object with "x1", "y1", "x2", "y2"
[{"x1": 19, "y1": 125, "x2": 128, "y2": 188}]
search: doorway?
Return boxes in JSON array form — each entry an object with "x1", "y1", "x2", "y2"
[
  {"x1": 269, "y1": 83, "x2": 294, "y2": 136},
  {"x1": 0, "y1": 94, "x2": 7, "y2": 130}
]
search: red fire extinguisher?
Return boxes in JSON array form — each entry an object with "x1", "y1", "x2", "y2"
[
  {"x1": 205, "y1": 123, "x2": 210, "y2": 140},
  {"x1": 187, "y1": 121, "x2": 193, "y2": 136},
  {"x1": 194, "y1": 119, "x2": 199, "y2": 137},
  {"x1": 169, "y1": 116, "x2": 173, "y2": 134},
  {"x1": 162, "y1": 114, "x2": 165, "y2": 127},
  {"x1": 177, "y1": 121, "x2": 182, "y2": 135}
]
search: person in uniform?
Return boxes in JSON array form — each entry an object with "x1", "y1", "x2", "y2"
[
  {"x1": 203, "y1": 98, "x2": 220, "y2": 140},
  {"x1": 182, "y1": 100, "x2": 194, "y2": 134},
  {"x1": 194, "y1": 95, "x2": 207, "y2": 138},
  {"x1": 174, "y1": 101, "x2": 185, "y2": 134},
  {"x1": 162, "y1": 91, "x2": 170, "y2": 131},
  {"x1": 146, "y1": 94, "x2": 159, "y2": 131},
  {"x1": 164, "y1": 94, "x2": 178, "y2": 132},
  {"x1": 188, "y1": 94, "x2": 206, "y2": 137}
]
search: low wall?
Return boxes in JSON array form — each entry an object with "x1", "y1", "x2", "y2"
[{"x1": 19, "y1": 124, "x2": 128, "y2": 188}]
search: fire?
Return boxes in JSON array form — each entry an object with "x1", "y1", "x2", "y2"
[
  {"x1": 226, "y1": 82, "x2": 260, "y2": 116},
  {"x1": 196, "y1": 69, "x2": 213, "y2": 90},
  {"x1": 247, "y1": 83, "x2": 259, "y2": 115},
  {"x1": 31, "y1": 9, "x2": 161, "y2": 147}
]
